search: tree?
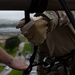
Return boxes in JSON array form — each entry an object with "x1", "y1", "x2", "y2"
[{"x1": 5, "y1": 36, "x2": 21, "y2": 52}]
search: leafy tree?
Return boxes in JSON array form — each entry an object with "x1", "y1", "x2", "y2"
[{"x1": 5, "y1": 36, "x2": 21, "y2": 52}]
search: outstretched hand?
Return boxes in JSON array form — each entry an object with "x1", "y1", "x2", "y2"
[{"x1": 8, "y1": 58, "x2": 28, "y2": 71}]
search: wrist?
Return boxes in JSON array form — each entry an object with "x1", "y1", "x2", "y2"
[{"x1": 5, "y1": 58, "x2": 13, "y2": 66}]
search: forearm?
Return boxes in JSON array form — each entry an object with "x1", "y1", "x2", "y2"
[{"x1": 0, "y1": 47, "x2": 13, "y2": 65}]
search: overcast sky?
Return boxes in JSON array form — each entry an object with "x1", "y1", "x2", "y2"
[
  {"x1": 0, "y1": 11, "x2": 41, "y2": 21},
  {"x1": 0, "y1": 11, "x2": 25, "y2": 20}
]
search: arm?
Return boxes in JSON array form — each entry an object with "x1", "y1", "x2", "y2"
[
  {"x1": 0, "y1": 47, "x2": 28, "y2": 71},
  {"x1": 0, "y1": 47, "x2": 13, "y2": 64}
]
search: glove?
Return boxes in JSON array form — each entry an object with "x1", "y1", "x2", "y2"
[
  {"x1": 16, "y1": 18, "x2": 25, "y2": 28},
  {"x1": 16, "y1": 18, "x2": 48, "y2": 45}
]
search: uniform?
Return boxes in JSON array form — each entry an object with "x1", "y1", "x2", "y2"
[
  {"x1": 37, "y1": 11, "x2": 75, "y2": 75},
  {"x1": 16, "y1": 11, "x2": 75, "y2": 75}
]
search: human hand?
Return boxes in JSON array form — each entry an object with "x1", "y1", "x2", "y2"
[
  {"x1": 16, "y1": 18, "x2": 48, "y2": 45},
  {"x1": 8, "y1": 58, "x2": 28, "y2": 71}
]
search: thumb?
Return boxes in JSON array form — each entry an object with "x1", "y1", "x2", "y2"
[{"x1": 16, "y1": 18, "x2": 25, "y2": 29}]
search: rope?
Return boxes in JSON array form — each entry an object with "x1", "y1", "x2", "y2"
[
  {"x1": 23, "y1": 45, "x2": 38, "y2": 74},
  {"x1": 59, "y1": 0, "x2": 75, "y2": 29}
]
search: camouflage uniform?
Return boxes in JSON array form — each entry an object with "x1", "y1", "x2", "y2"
[
  {"x1": 37, "y1": 11, "x2": 75, "y2": 75},
  {"x1": 44, "y1": 11, "x2": 75, "y2": 57},
  {"x1": 16, "y1": 11, "x2": 75, "y2": 75},
  {"x1": 37, "y1": 40, "x2": 50, "y2": 75}
]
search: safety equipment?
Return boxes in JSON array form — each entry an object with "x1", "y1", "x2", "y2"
[{"x1": 16, "y1": 18, "x2": 48, "y2": 45}]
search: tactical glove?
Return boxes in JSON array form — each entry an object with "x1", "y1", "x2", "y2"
[{"x1": 16, "y1": 18, "x2": 48, "y2": 45}]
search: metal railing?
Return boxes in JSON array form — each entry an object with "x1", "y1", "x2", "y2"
[{"x1": 0, "y1": 0, "x2": 75, "y2": 10}]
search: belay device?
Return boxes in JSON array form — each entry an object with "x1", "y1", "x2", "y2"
[{"x1": 23, "y1": 0, "x2": 75, "y2": 74}]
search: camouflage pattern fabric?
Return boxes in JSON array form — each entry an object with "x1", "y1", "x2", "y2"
[
  {"x1": 16, "y1": 11, "x2": 75, "y2": 75},
  {"x1": 37, "y1": 11, "x2": 75, "y2": 75},
  {"x1": 37, "y1": 40, "x2": 71, "y2": 75}
]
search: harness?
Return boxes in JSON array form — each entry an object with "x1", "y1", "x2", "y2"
[
  {"x1": 23, "y1": 46, "x2": 75, "y2": 75},
  {"x1": 43, "y1": 50, "x2": 75, "y2": 75},
  {"x1": 23, "y1": 0, "x2": 75, "y2": 74}
]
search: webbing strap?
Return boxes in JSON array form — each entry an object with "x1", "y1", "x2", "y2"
[
  {"x1": 25, "y1": 11, "x2": 30, "y2": 24},
  {"x1": 23, "y1": 45, "x2": 38, "y2": 74},
  {"x1": 28, "y1": 0, "x2": 48, "y2": 13},
  {"x1": 59, "y1": 0, "x2": 75, "y2": 29},
  {"x1": 44, "y1": 50, "x2": 75, "y2": 75}
]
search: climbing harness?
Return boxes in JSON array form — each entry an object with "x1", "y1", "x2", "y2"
[
  {"x1": 42, "y1": 50, "x2": 75, "y2": 75},
  {"x1": 23, "y1": 0, "x2": 75, "y2": 74}
]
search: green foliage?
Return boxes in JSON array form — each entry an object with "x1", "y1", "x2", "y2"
[
  {"x1": 18, "y1": 36, "x2": 27, "y2": 42},
  {"x1": 0, "y1": 66, "x2": 5, "y2": 72},
  {"x1": 0, "y1": 45, "x2": 18, "y2": 57},
  {"x1": 22, "y1": 43, "x2": 34, "y2": 55},
  {"x1": 8, "y1": 70, "x2": 22, "y2": 75},
  {"x1": 6, "y1": 47, "x2": 18, "y2": 56},
  {"x1": 5, "y1": 36, "x2": 21, "y2": 52}
]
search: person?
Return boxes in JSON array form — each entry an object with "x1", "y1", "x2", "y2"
[
  {"x1": 16, "y1": 11, "x2": 75, "y2": 75},
  {"x1": 0, "y1": 47, "x2": 28, "y2": 71}
]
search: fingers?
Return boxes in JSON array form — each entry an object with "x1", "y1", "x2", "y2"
[
  {"x1": 11, "y1": 59, "x2": 28, "y2": 71},
  {"x1": 16, "y1": 18, "x2": 25, "y2": 29}
]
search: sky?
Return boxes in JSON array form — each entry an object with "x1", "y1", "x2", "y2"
[
  {"x1": 0, "y1": 11, "x2": 41, "y2": 21},
  {"x1": 0, "y1": 11, "x2": 25, "y2": 20},
  {"x1": 0, "y1": 11, "x2": 24, "y2": 20}
]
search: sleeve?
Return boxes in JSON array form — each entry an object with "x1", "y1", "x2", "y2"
[
  {"x1": 43, "y1": 11, "x2": 70, "y2": 31},
  {"x1": 43, "y1": 11, "x2": 59, "y2": 31},
  {"x1": 57, "y1": 11, "x2": 70, "y2": 26}
]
